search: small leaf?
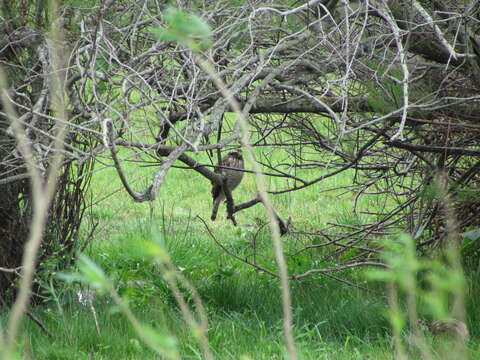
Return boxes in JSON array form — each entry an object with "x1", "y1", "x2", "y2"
[
  {"x1": 141, "y1": 240, "x2": 169, "y2": 263},
  {"x1": 163, "y1": 7, "x2": 211, "y2": 38},
  {"x1": 140, "y1": 324, "x2": 179, "y2": 358},
  {"x1": 150, "y1": 27, "x2": 177, "y2": 42},
  {"x1": 77, "y1": 254, "x2": 110, "y2": 292},
  {"x1": 56, "y1": 272, "x2": 85, "y2": 284},
  {"x1": 460, "y1": 228, "x2": 480, "y2": 241},
  {"x1": 150, "y1": 7, "x2": 212, "y2": 50},
  {"x1": 365, "y1": 268, "x2": 393, "y2": 282}
]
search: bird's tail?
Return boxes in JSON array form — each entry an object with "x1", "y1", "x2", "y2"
[{"x1": 211, "y1": 197, "x2": 221, "y2": 221}]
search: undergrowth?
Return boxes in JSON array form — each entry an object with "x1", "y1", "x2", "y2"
[{"x1": 3, "y1": 136, "x2": 480, "y2": 359}]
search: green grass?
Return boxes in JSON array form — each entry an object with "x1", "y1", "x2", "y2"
[{"x1": 3, "y1": 126, "x2": 480, "y2": 359}]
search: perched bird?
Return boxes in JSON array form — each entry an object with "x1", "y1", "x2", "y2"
[
  {"x1": 211, "y1": 149, "x2": 244, "y2": 221},
  {"x1": 419, "y1": 318, "x2": 470, "y2": 342}
]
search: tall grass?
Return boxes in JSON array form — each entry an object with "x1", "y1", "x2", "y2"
[
  {"x1": 4, "y1": 161, "x2": 480, "y2": 358},
  {"x1": 2, "y1": 11, "x2": 479, "y2": 358}
]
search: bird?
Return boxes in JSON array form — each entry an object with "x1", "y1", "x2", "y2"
[
  {"x1": 211, "y1": 149, "x2": 244, "y2": 221},
  {"x1": 419, "y1": 318, "x2": 470, "y2": 342}
]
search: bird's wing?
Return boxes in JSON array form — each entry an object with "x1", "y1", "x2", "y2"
[{"x1": 212, "y1": 156, "x2": 228, "y2": 198}]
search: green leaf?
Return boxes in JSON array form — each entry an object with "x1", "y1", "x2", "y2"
[
  {"x1": 150, "y1": 27, "x2": 178, "y2": 43},
  {"x1": 139, "y1": 240, "x2": 169, "y2": 263},
  {"x1": 164, "y1": 7, "x2": 211, "y2": 38},
  {"x1": 76, "y1": 254, "x2": 110, "y2": 292},
  {"x1": 364, "y1": 268, "x2": 393, "y2": 282},
  {"x1": 150, "y1": 7, "x2": 212, "y2": 51},
  {"x1": 56, "y1": 272, "x2": 85, "y2": 284},
  {"x1": 57, "y1": 255, "x2": 111, "y2": 294},
  {"x1": 140, "y1": 324, "x2": 179, "y2": 358},
  {"x1": 460, "y1": 228, "x2": 480, "y2": 241}
]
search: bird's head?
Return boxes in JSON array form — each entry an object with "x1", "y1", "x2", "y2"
[{"x1": 228, "y1": 149, "x2": 243, "y2": 160}]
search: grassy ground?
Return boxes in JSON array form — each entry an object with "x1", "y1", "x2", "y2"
[{"x1": 6, "y1": 139, "x2": 480, "y2": 359}]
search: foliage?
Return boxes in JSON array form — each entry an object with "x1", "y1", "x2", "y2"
[
  {"x1": 151, "y1": 8, "x2": 212, "y2": 51},
  {"x1": 2, "y1": 0, "x2": 480, "y2": 358},
  {"x1": 0, "y1": 0, "x2": 97, "y2": 304},
  {"x1": 367, "y1": 233, "x2": 468, "y2": 358}
]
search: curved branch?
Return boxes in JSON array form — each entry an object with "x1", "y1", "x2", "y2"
[{"x1": 103, "y1": 119, "x2": 187, "y2": 202}]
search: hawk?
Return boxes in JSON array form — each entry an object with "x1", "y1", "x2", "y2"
[{"x1": 211, "y1": 149, "x2": 244, "y2": 221}]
